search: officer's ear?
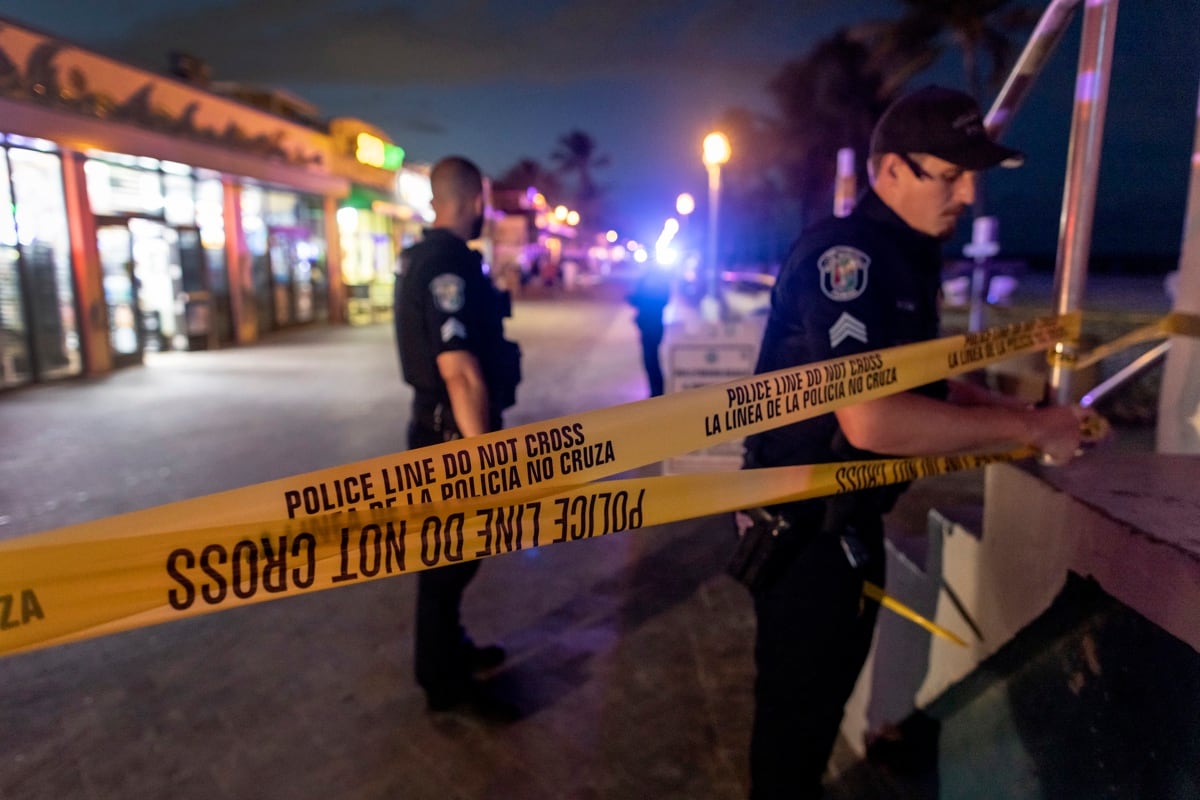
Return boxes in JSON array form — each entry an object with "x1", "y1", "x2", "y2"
[
  {"x1": 884, "y1": 153, "x2": 901, "y2": 180},
  {"x1": 875, "y1": 153, "x2": 906, "y2": 186}
]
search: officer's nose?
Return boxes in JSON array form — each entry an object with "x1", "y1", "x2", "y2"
[{"x1": 957, "y1": 172, "x2": 977, "y2": 207}]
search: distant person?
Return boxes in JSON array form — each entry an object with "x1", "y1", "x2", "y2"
[
  {"x1": 627, "y1": 263, "x2": 672, "y2": 397},
  {"x1": 394, "y1": 155, "x2": 521, "y2": 718},
  {"x1": 738, "y1": 86, "x2": 1097, "y2": 799}
]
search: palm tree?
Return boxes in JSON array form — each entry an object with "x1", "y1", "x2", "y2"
[
  {"x1": 766, "y1": 29, "x2": 900, "y2": 228},
  {"x1": 712, "y1": 106, "x2": 792, "y2": 265},
  {"x1": 853, "y1": 0, "x2": 1038, "y2": 215},
  {"x1": 854, "y1": 0, "x2": 1039, "y2": 107},
  {"x1": 494, "y1": 157, "x2": 563, "y2": 200},
  {"x1": 550, "y1": 130, "x2": 610, "y2": 217}
]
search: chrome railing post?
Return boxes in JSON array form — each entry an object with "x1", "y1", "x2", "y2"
[{"x1": 1048, "y1": 0, "x2": 1119, "y2": 405}]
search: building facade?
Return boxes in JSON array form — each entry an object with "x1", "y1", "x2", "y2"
[{"x1": 0, "y1": 17, "x2": 419, "y2": 389}]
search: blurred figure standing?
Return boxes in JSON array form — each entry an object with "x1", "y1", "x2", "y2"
[{"x1": 627, "y1": 263, "x2": 672, "y2": 397}]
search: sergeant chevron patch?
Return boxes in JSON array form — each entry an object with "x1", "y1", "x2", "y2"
[
  {"x1": 829, "y1": 312, "x2": 868, "y2": 348},
  {"x1": 441, "y1": 317, "x2": 467, "y2": 343}
]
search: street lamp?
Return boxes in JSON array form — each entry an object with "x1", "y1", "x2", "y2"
[
  {"x1": 701, "y1": 131, "x2": 731, "y2": 322},
  {"x1": 675, "y1": 192, "x2": 695, "y2": 217},
  {"x1": 675, "y1": 192, "x2": 695, "y2": 255}
]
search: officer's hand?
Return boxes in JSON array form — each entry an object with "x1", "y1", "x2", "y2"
[{"x1": 1029, "y1": 404, "x2": 1105, "y2": 465}]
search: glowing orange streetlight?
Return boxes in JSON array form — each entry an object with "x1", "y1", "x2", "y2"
[
  {"x1": 701, "y1": 132, "x2": 731, "y2": 321},
  {"x1": 703, "y1": 132, "x2": 731, "y2": 169}
]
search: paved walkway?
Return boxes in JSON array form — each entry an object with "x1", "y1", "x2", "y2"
[{"x1": 1, "y1": 280, "x2": 769, "y2": 800}]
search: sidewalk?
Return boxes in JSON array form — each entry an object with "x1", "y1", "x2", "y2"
[{"x1": 1, "y1": 282, "x2": 764, "y2": 800}]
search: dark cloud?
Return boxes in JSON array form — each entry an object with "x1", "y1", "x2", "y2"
[
  {"x1": 389, "y1": 113, "x2": 448, "y2": 136},
  {"x1": 89, "y1": 0, "x2": 846, "y2": 87}
]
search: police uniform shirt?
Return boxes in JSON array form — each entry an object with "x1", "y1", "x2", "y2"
[
  {"x1": 395, "y1": 228, "x2": 505, "y2": 405},
  {"x1": 746, "y1": 189, "x2": 948, "y2": 472}
]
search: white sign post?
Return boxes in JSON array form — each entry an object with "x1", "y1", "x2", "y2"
[{"x1": 662, "y1": 315, "x2": 765, "y2": 474}]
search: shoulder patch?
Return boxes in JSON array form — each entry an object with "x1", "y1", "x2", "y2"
[
  {"x1": 441, "y1": 317, "x2": 467, "y2": 343},
  {"x1": 817, "y1": 246, "x2": 870, "y2": 302},
  {"x1": 430, "y1": 273, "x2": 466, "y2": 313}
]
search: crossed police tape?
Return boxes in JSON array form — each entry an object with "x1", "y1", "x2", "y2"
[{"x1": 0, "y1": 311, "x2": 1193, "y2": 657}]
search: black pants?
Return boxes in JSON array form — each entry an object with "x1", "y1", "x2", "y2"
[
  {"x1": 409, "y1": 418, "x2": 482, "y2": 699},
  {"x1": 637, "y1": 322, "x2": 665, "y2": 397},
  {"x1": 749, "y1": 515, "x2": 886, "y2": 800}
]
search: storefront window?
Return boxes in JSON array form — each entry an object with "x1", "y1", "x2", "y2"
[
  {"x1": 196, "y1": 176, "x2": 232, "y2": 345},
  {"x1": 85, "y1": 158, "x2": 165, "y2": 217},
  {"x1": 240, "y1": 184, "x2": 271, "y2": 334},
  {"x1": 0, "y1": 152, "x2": 30, "y2": 387},
  {"x1": 8, "y1": 146, "x2": 81, "y2": 381},
  {"x1": 263, "y1": 189, "x2": 300, "y2": 227},
  {"x1": 84, "y1": 152, "x2": 237, "y2": 356},
  {"x1": 163, "y1": 172, "x2": 195, "y2": 227},
  {"x1": 196, "y1": 177, "x2": 225, "y2": 252},
  {"x1": 338, "y1": 204, "x2": 396, "y2": 325},
  {"x1": 242, "y1": 185, "x2": 325, "y2": 330}
]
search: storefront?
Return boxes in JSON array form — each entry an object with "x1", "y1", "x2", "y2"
[
  {"x1": 0, "y1": 19, "x2": 352, "y2": 386},
  {"x1": 337, "y1": 189, "x2": 399, "y2": 325},
  {"x1": 240, "y1": 185, "x2": 328, "y2": 333},
  {"x1": 84, "y1": 150, "x2": 230, "y2": 360},
  {"x1": 328, "y1": 121, "x2": 420, "y2": 326},
  {"x1": 0, "y1": 135, "x2": 83, "y2": 388}
]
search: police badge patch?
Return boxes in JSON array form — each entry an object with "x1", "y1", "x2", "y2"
[
  {"x1": 430, "y1": 273, "x2": 466, "y2": 313},
  {"x1": 817, "y1": 246, "x2": 870, "y2": 302}
]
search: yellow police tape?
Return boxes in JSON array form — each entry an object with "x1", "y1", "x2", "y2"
[
  {"x1": 861, "y1": 581, "x2": 968, "y2": 647},
  {"x1": 0, "y1": 311, "x2": 1193, "y2": 658},
  {"x1": 1074, "y1": 309, "x2": 1200, "y2": 369}
]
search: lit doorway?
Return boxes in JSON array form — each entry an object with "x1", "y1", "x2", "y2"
[
  {"x1": 97, "y1": 222, "x2": 142, "y2": 365},
  {"x1": 96, "y1": 217, "x2": 201, "y2": 365}
]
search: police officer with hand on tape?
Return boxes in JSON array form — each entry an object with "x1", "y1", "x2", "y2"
[
  {"x1": 739, "y1": 86, "x2": 1096, "y2": 799},
  {"x1": 395, "y1": 156, "x2": 521, "y2": 717}
]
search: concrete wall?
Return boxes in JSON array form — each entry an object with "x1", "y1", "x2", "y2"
[{"x1": 842, "y1": 455, "x2": 1200, "y2": 758}]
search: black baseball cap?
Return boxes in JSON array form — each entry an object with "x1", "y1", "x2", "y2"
[{"x1": 870, "y1": 85, "x2": 1024, "y2": 170}]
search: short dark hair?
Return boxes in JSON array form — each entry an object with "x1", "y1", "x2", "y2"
[{"x1": 431, "y1": 156, "x2": 483, "y2": 204}]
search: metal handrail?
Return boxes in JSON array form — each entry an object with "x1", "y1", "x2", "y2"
[
  {"x1": 1048, "y1": 0, "x2": 1120, "y2": 405},
  {"x1": 985, "y1": 0, "x2": 1083, "y2": 137},
  {"x1": 1080, "y1": 341, "x2": 1171, "y2": 410}
]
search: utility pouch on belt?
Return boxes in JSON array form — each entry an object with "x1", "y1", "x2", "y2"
[
  {"x1": 727, "y1": 507, "x2": 792, "y2": 593},
  {"x1": 433, "y1": 403, "x2": 462, "y2": 443},
  {"x1": 487, "y1": 338, "x2": 522, "y2": 411}
]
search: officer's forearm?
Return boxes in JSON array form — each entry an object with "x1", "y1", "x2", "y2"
[
  {"x1": 835, "y1": 392, "x2": 1032, "y2": 456},
  {"x1": 437, "y1": 351, "x2": 491, "y2": 437},
  {"x1": 947, "y1": 378, "x2": 1032, "y2": 410},
  {"x1": 444, "y1": 375, "x2": 489, "y2": 438}
]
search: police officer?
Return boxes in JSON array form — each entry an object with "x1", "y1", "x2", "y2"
[
  {"x1": 395, "y1": 156, "x2": 518, "y2": 715},
  {"x1": 742, "y1": 86, "x2": 1092, "y2": 799},
  {"x1": 628, "y1": 263, "x2": 673, "y2": 397}
]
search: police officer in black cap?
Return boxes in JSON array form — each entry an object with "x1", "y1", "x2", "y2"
[
  {"x1": 741, "y1": 86, "x2": 1092, "y2": 798},
  {"x1": 395, "y1": 155, "x2": 520, "y2": 716}
]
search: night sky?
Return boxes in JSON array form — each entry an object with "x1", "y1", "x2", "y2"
[{"x1": 2, "y1": 0, "x2": 1198, "y2": 265}]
